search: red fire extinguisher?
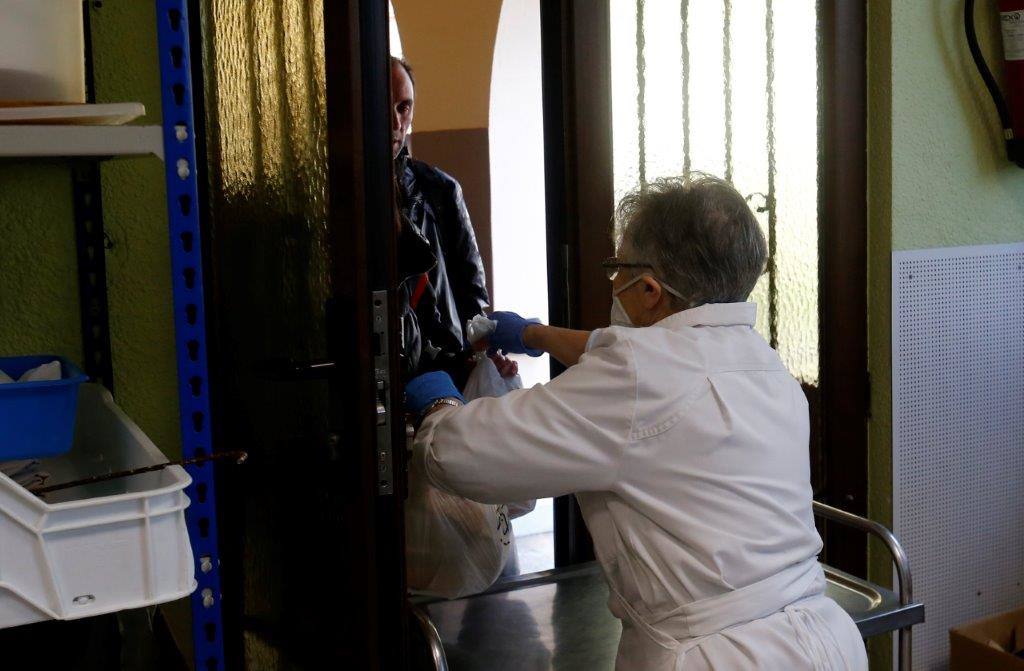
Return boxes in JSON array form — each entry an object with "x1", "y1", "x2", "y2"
[{"x1": 967, "y1": 0, "x2": 1024, "y2": 168}]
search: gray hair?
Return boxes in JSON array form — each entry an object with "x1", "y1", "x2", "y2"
[{"x1": 615, "y1": 173, "x2": 767, "y2": 309}]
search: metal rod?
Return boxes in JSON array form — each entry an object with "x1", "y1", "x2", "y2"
[
  {"x1": 764, "y1": 0, "x2": 778, "y2": 349},
  {"x1": 636, "y1": 0, "x2": 647, "y2": 187},
  {"x1": 680, "y1": 0, "x2": 690, "y2": 174},
  {"x1": 33, "y1": 450, "x2": 248, "y2": 495},
  {"x1": 813, "y1": 501, "x2": 914, "y2": 671},
  {"x1": 155, "y1": 1, "x2": 228, "y2": 666},
  {"x1": 723, "y1": 0, "x2": 733, "y2": 183},
  {"x1": 71, "y1": 162, "x2": 116, "y2": 391},
  {"x1": 411, "y1": 604, "x2": 449, "y2": 671}
]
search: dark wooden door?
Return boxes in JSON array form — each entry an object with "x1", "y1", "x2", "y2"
[{"x1": 198, "y1": 1, "x2": 407, "y2": 668}]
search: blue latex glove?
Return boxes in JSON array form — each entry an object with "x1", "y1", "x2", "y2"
[
  {"x1": 488, "y1": 311, "x2": 543, "y2": 357},
  {"x1": 404, "y1": 371, "x2": 465, "y2": 417}
]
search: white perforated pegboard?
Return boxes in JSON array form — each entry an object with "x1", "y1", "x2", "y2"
[{"x1": 893, "y1": 243, "x2": 1024, "y2": 670}]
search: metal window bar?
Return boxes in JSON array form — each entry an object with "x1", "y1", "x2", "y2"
[
  {"x1": 722, "y1": 0, "x2": 733, "y2": 184},
  {"x1": 636, "y1": 0, "x2": 647, "y2": 188},
  {"x1": 155, "y1": 2, "x2": 227, "y2": 669},
  {"x1": 680, "y1": 0, "x2": 690, "y2": 174},
  {"x1": 633, "y1": 0, "x2": 779, "y2": 347},
  {"x1": 764, "y1": 0, "x2": 779, "y2": 348}
]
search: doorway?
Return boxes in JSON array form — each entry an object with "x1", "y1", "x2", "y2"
[
  {"x1": 193, "y1": 0, "x2": 867, "y2": 666},
  {"x1": 390, "y1": 0, "x2": 558, "y2": 576},
  {"x1": 554, "y1": 0, "x2": 869, "y2": 575},
  {"x1": 488, "y1": 0, "x2": 554, "y2": 575}
]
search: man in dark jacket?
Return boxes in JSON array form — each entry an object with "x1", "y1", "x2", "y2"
[
  {"x1": 393, "y1": 58, "x2": 526, "y2": 586},
  {"x1": 391, "y1": 56, "x2": 515, "y2": 387}
]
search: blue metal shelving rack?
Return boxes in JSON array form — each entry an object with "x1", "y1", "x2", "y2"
[
  {"x1": 154, "y1": 2, "x2": 226, "y2": 668},
  {"x1": 2, "y1": 2, "x2": 227, "y2": 665},
  {"x1": 1, "y1": 3, "x2": 226, "y2": 667}
]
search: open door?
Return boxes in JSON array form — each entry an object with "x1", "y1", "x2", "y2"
[
  {"x1": 542, "y1": 0, "x2": 868, "y2": 576},
  {"x1": 198, "y1": 1, "x2": 408, "y2": 668}
]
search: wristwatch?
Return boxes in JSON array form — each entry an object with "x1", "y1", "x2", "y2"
[{"x1": 417, "y1": 397, "x2": 463, "y2": 427}]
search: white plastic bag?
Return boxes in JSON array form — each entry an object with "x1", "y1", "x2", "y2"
[
  {"x1": 465, "y1": 355, "x2": 537, "y2": 520},
  {"x1": 405, "y1": 437, "x2": 512, "y2": 598},
  {"x1": 0, "y1": 360, "x2": 61, "y2": 384},
  {"x1": 462, "y1": 352, "x2": 521, "y2": 399},
  {"x1": 463, "y1": 356, "x2": 536, "y2": 520},
  {"x1": 19, "y1": 361, "x2": 61, "y2": 383},
  {"x1": 405, "y1": 349, "x2": 535, "y2": 598}
]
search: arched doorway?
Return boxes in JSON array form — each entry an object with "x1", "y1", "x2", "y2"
[{"x1": 488, "y1": 0, "x2": 553, "y2": 574}]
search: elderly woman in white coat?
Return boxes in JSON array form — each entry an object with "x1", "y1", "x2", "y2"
[{"x1": 404, "y1": 174, "x2": 868, "y2": 670}]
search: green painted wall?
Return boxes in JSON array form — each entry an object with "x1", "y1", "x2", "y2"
[
  {"x1": 867, "y1": 0, "x2": 1024, "y2": 666},
  {"x1": 890, "y1": 0, "x2": 1024, "y2": 251},
  {"x1": 0, "y1": 3, "x2": 180, "y2": 458}
]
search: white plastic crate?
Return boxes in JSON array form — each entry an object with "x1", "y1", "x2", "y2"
[{"x1": 0, "y1": 384, "x2": 196, "y2": 629}]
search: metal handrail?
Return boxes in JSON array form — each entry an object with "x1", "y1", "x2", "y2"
[
  {"x1": 411, "y1": 603, "x2": 450, "y2": 671},
  {"x1": 814, "y1": 501, "x2": 914, "y2": 671}
]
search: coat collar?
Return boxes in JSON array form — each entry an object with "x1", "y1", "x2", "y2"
[{"x1": 655, "y1": 302, "x2": 757, "y2": 329}]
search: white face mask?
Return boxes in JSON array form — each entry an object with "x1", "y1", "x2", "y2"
[
  {"x1": 609, "y1": 274, "x2": 687, "y2": 327},
  {"x1": 609, "y1": 275, "x2": 644, "y2": 327},
  {"x1": 610, "y1": 295, "x2": 633, "y2": 327}
]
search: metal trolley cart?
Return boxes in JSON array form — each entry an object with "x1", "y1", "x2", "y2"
[{"x1": 413, "y1": 502, "x2": 923, "y2": 671}]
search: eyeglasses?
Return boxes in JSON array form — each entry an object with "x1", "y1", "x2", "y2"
[{"x1": 601, "y1": 257, "x2": 653, "y2": 281}]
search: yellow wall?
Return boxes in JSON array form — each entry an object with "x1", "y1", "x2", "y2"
[{"x1": 391, "y1": 0, "x2": 502, "y2": 132}]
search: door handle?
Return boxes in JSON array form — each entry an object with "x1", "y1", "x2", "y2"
[{"x1": 258, "y1": 358, "x2": 337, "y2": 381}]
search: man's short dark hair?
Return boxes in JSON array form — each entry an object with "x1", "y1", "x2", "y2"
[{"x1": 391, "y1": 56, "x2": 415, "y2": 88}]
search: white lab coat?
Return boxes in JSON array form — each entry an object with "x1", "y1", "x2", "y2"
[{"x1": 416, "y1": 303, "x2": 868, "y2": 670}]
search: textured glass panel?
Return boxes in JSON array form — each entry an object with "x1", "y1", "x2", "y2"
[
  {"x1": 610, "y1": 0, "x2": 640, "y2": 206},
  {"x1": 609, "y1": 0, "x2": 818, "y2": 386},
  {"x1": 685, "y1": 0, "x2": 727, "y2": 179},
  {"x1": 770, "y1": 0, "x2": 819, "y2": 385},
  {"x1": 200, "y1": 2, "x2": 330, "y2": 668},
  {"x1": 641, "y1": 1, "x2": 683, "y2": 183},
  {"x1": 728, "y1": 0, "x2": 771, "y2": 340},
  {"x1": 202, "y1": 0, "x2": 330, "y2": 379}
]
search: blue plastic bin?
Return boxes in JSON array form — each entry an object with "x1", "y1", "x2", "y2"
[{"x1": 0, "y1": 355, "x2": 88, "y2": 461}]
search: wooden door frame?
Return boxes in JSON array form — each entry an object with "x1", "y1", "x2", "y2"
[
  {"x1": 541, "y1": 0, "x2": 615, "y2": 567},
  {"x1": 817, "y1": 0, "x2": 869, "y2": 576},
  {"x1": 544, "y1": 0, "x2": 869, "y2": 574},
  {"x1": 324, "y1": 1, "x2": 408, "y2": 668}
]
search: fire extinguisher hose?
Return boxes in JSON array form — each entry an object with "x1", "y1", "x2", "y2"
[{"x1": 965, "y1": 0, "x2": 1019, "y2": 163}]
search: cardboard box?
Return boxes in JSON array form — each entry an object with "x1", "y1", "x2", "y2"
[{"x1": 950, "y1": 607, "x2": 1024, "y2": 671}]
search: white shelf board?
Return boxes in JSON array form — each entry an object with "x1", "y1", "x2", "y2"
[{"x1": 0, "y1": 125, "x2": 164, "y2": 160}]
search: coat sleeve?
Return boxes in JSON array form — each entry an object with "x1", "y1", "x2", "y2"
[
  {"x1": 415, "y1": 330, "x2": 636, "y2": 503},
  {"x1": 441, "y1": 177, "x2": 490, "y2": 325}
]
